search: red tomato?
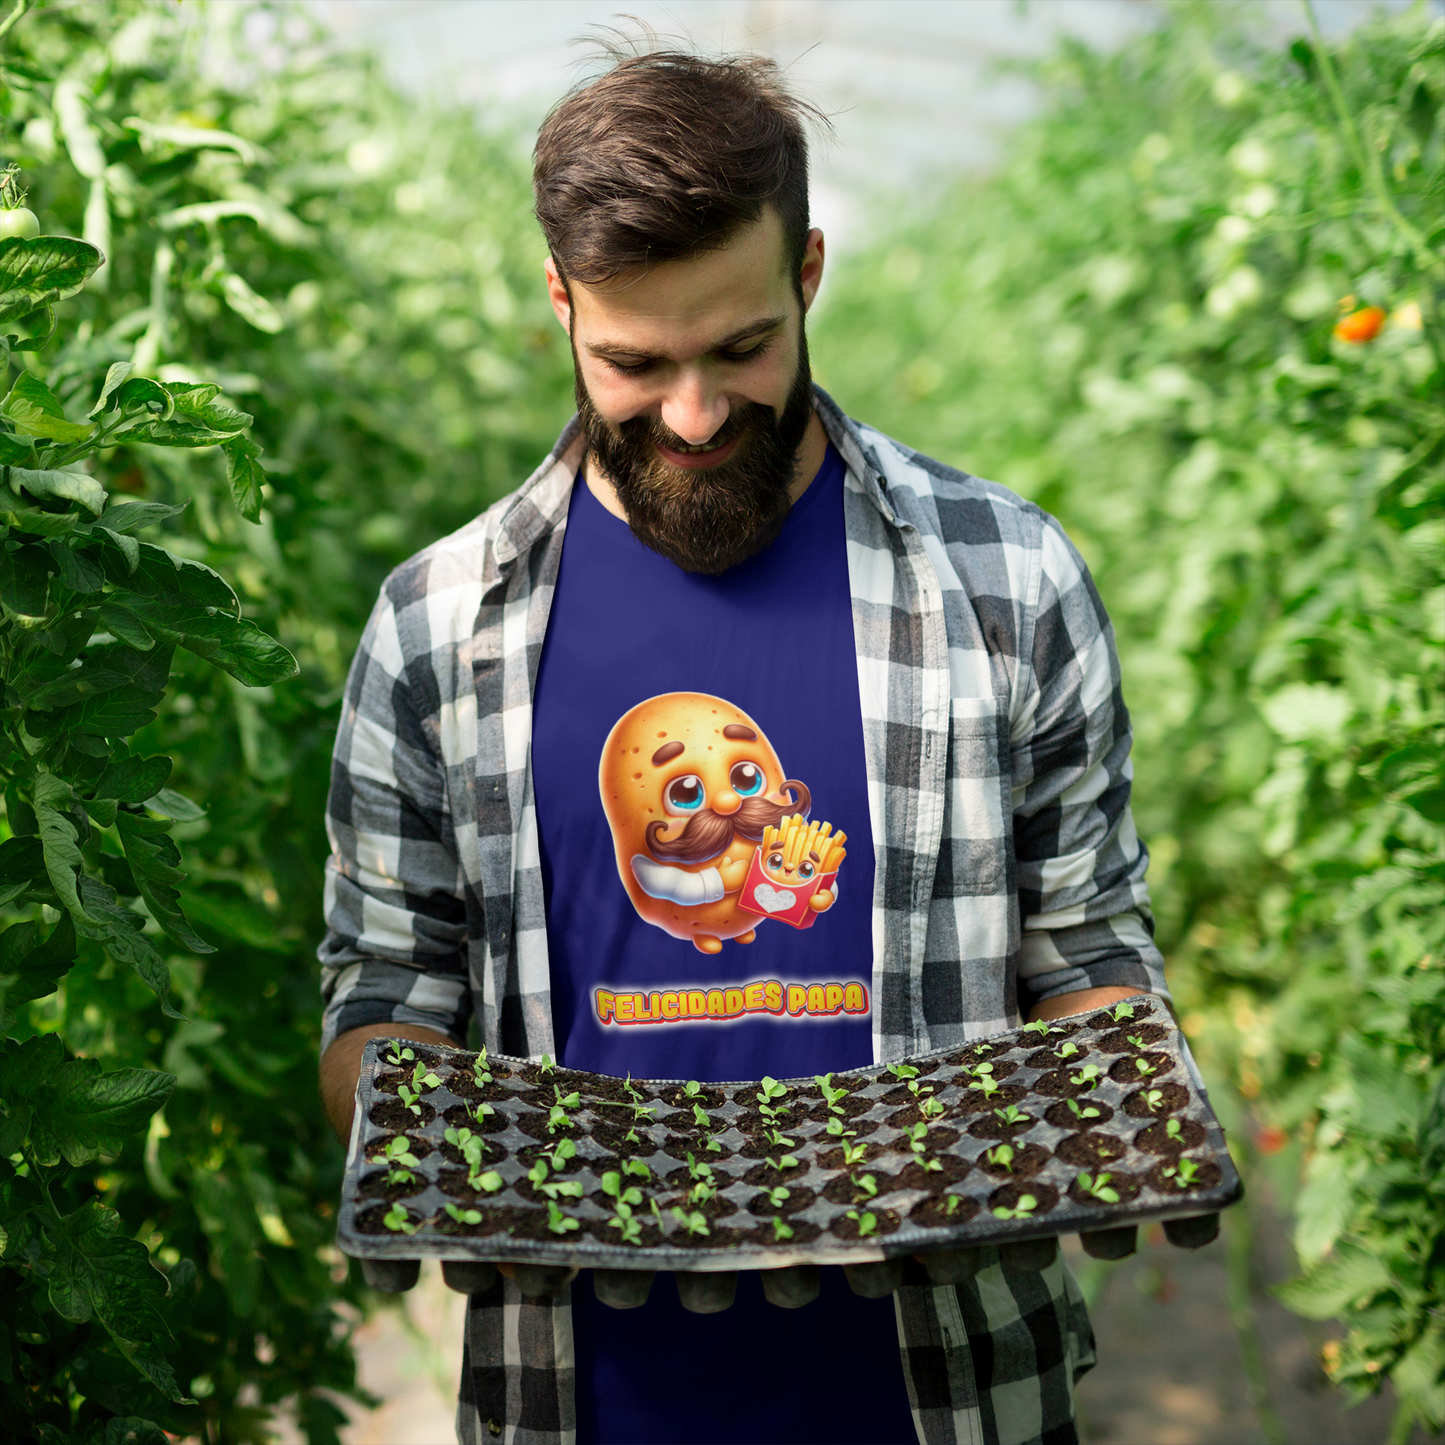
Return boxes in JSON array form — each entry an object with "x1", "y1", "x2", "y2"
[{"x1": 1333, "y1": 306, "x2": 1386, "y2": 343}]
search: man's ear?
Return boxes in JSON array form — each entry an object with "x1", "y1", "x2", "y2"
[
  {"x1": 544, "y1": 256, "x2": 572, "y2": 333},
  {"x1": 799, "y1": 228, "x2": 825, "y2": 314}
]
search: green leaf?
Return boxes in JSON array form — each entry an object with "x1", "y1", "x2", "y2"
[
  {"x1": 222, "y1": 435, "x2": 265, "y2": 522},
  {"x1": 0, "y1": 429, "x2": 33, "y2": 465},
  {"x1": 116, "y1": 810, "x2": 213, "y2": 953},
  {"x1": 174, "y1": 612, "x2": 299, "y2": 687},
  {"x1": 88, "y1": 360, "x2": 134, "y2": 417},
  {"x1": 0, "y1": 373, "x2": 94, "y2": 443},
  {"x1": 9, "y1": 467, "x2": 107, "y2": 515},
  {"x1": 143, "y1": 786, "x2": 204, "y2": 821},
  {"x1": 28, "y1": 1058, "x2": 175, "y2": 1166},
  {"x1": 40, "y1": 641, "x2": 172, "y2": 739},
  {"x1": 95, "y1": 752, "x2": 173, "y2": 804},
  {"x1": 97, "y1": 500, "x2": 187, "y2": 535},
  {"x1": 103, "y1": 1420, "x2": 170, "y2": 1445},
  {"x1": 0, "y1": 912, "x2": 75, "y2": 1004},
  {"x1": 74, "y1": 875, "x2": 182, "y2": 1019},
  {"x1": 6, "y1": 303, "x2": 56, "y2": 348},
  {"x1": 33, "y1": 772, "x2": 88, "y2": 922},
  {"x1": 0, "y1": 835, "x2": 43, "y2": 881},
  {"x1": 94, "y1": 600, "x2": 154, "y2": 649},
  {"x1": 0, "y1": 542, "x2": 53, "y2": 615},
  {"x1": 43, "y1": 538, "x2": 104, "y2": 594},
  {"x1": 114, "y1": 375, "x2": 174, "y2": 422},
  {"x1": 1274, "y1": 1241, "x2": 1396, "y2": 1319},
  {"x1": 0, "y1": 235, "x2": 103, "y2": 324},
  {"x1": 219, "y1": 272, "x2": 285, "y2": 333},
  {"x1": 1402, "y1": 787, "x2": 1445, "y2": 824}
]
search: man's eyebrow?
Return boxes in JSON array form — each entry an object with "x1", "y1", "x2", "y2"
[{"x1": 585, "y1": 316, "x2": 788, "y2": 361}]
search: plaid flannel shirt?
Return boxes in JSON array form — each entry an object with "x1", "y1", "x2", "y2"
[{"x1": 320, "y1": 387, "x2": 1168, "y2": 1445}]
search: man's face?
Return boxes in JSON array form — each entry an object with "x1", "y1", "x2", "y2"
[{"x1": 546, "y1": 210, "x2": 825, "y2": 574}]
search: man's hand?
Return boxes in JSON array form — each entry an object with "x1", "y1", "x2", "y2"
[
  {"x1": 1027, "y1": 985, "x2": 1147, "y2": 1024},
  {"x1": 319, "y1": 1022, "x2": 455, "y2": 1143}
]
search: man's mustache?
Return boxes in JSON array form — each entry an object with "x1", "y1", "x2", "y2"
[{"x1": 645, "y1": 782, "x2": 812, "y2": 865}]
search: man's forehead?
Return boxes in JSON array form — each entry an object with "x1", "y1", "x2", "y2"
[{"x1": 569, "y1": 212, "x2": 793, "y2": 354}]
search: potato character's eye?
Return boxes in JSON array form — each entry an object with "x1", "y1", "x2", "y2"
[
  {"x1": 798, "y1": 860, "x2": 815, "y2": 881},
  {"x1": 729, "y1": 761, "x2": 765, "y2": 797},
  {"x1": 664, "y1": 775, "x2": 707, "y2": 816},
  {"x1": 766, "y1": 852, "x2": 785, "y2": 871}
]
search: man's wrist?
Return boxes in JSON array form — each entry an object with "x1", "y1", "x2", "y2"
[{"x1": 1026, "y1": 984, "x2": 1145, "y2": 1024}]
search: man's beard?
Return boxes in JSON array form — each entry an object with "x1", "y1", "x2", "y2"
[{"x1": 574, "y1": 329, "x2": 815, "y2": 575}]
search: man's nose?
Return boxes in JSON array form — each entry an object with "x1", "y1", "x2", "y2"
[
  {"x1": 660, "y1": 371, "x2": 729, "y2": 445},
  {"x1": 712, "y1": 788, "x2": 742, "y2": 816}
]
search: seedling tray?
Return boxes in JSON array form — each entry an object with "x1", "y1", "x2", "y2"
[{"x1": 338, "y1": 995, "x2": 1239, "y2": 1282}]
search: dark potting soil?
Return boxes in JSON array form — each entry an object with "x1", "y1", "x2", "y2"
[
  {"x1": 441, "y1": 1103, "x2": 509, "y2": 1133},
  {"x1": 365, "y1": 1132, "x2": 433, "y2": 1162},
  {"x1": 1030, "y1": 1070, "x2": 1102, "y2": 1100},
  {"x1": 800, "y1": 1091, "x2": 880, "y2": 1122},
  {"x1": 584, "y1": 1115, "x2": 663, "y2": 1153},
  {"x1": 1023, "y1": 1046, "x2": 1090, "y2": 1071},
  {"x1": 910, "y1": 1192, "x2": 982, "y2": 1228},
  {"x1": 737, "y1": 1132, "x2": 806, "y2": 1160},
  {"x1": 828, "y1": 1207, "x2": 901, "y2": 1241},
  {"x1": 884, "y1": 1155, "x2": 972, "y2": 1191},
  {"x1": 1087, "y1": 1005, "x2": 1155, "y2": 1030},
  {"x1": 434, "y1": 1211, "x2": 492, "y2": 1237},
  {"x1": 369, "y1": 1097, "x2": 436, "y2": 1129},
  {"x1": 358, "y1": 1169, "x2": 428, "y2": 1202},
  {"x1": 987, "y1": 1180, "x2": 1060, "y2": 1216},
  {"x1": 1095, "y1": 1023, "x2": 1168, "y2": 1054},
  {"x1": 441, "y1": 1137, "x2": 509, "y2": 1167},
  {"x1": 1146, "y1": 1158, "x2": 1223, "y2": 1194},
  {"x1": 967, "y1": 1111, "x2": 1040, "y2": 1141},
  {"x1": 822, "y1": 1173, "x2": 889, "y2": 1206},
  {"x1": 887, "y1": 1128, "x2": 963, "y2": 1159},
  {"x1": 814, "y1": 1115, "x2": 882, "y2": 1141},
  {"x1": 512, "y1": 1111, "x2": 584, "y2": 1144},
  {"x1": 373, "y1": 1070, "x2": 404, "y2": 1095},
  {"x1": 436, "y1": 1169, "x2": 506, "y2": 1205},
  {"x1": 887, "y1": 1098, "x2": 965, "y2": 1131},
  {"x1": 1134, "y1": 1118, "x2": 1207, "y2": 1156},
  {"x1": 1043, "y1": 1099, "x2": 1114, "y2": 1130},
  {"x1": 658, "y1": 1189, "x2": 734, "y2": 1222},
  {"x1": 661, "y1": 1084, "x2": 728, "y2": 1110},
  {"x1": 746, "y1": 1186, "x2": 818, "y2": 1217},
  {"x1": 955, "y1": 1058, "x2": 1020, "y2": 1082},
  {"x1": 817, "y1": 1140, "x2": 890, "y2": 1170},
  {"x1": 441, "y1": 1070, "x2": 517, "y2": 1104},
  {"x1": 1122, "y1": 1083, "x2": 1190, "y2": 1118},
  {"x1": 744, "y1": 1217, "x2": 822, "y2": 1247},
  {"x1": 1054, "y1": 1131, "x2": 1129, "y2": 1169},
  {"x1": 580, "y1": 1215, "x2": 664, "y2": 1249},
  {"x1": 354, "y1": 1202, "x2": 424, "y2": 1235},
  {"x1": 742, "y1": 1161, "x2": 810, "y2": 1189},
  {"x1": 946, "y1": 1042, "x2": 1008, "y2": 1069},
  {"x1": 976, "y1": 1141, "x2": 1051, "y2": 1180},
  {"x1": 958, "y1": 1084, "x2": 1028, "y2": 1112},
  {"x1": 1067, "y1": 1170, "x2": 1143, "y2": 1207},
  {"x1": 1109, "y1": 1052, "x2": 1175, "y2": 1085}
]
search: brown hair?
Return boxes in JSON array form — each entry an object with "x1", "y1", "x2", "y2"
[{"x1": 533, "y1": 44, "x2": 826, "y2": 293}]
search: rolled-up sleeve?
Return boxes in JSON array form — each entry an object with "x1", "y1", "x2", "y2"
[
  {"x1": 318, "y1": 587, "x2": 471, "y2": 1052},
  {"x1": 1011, "y1": 517, "x2": 1168, "y2": 1010}
]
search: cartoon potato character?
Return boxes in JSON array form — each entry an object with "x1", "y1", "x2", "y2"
[{"x1": 599, "y1": 692, "x2": 836, "y2": 953}]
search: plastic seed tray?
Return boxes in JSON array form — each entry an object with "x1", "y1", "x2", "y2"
[{"x1": 338, "y1": 995, "x2": 1239, "y2": 1288}]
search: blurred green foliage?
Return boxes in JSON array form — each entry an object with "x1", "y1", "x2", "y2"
[
  {"x1": 0, "y1": 2, "x2": 570, "y2": 1439},
  {"x1": 814, "y1": 4, "x2": 1443, "y2": 1435}
]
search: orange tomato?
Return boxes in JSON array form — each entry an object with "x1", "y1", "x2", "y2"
[{"x1": 1333, "y1": 306, "x2": 1386, "y2": 343}]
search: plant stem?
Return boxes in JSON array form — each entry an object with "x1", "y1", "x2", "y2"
[
  {"x1": 1301, "y1": 0, "x2": 1442, "y2": 278},
  {"x1": 0, "y1": 0, "x2": 29, "y2": 44},
  {"x1": 1224, "y1": 1200, "x2": 1286, "y2": 1445}
]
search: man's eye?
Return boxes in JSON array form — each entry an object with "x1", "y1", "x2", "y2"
[
  {"x1": 605, "y1": 357, "x2": 651, "y2": 376},
  {"x1": 664, "y1": 775, "x2": 707, "y2": 815},
  {"x1": 729, "y1": 761, "x2": 765, "y2": 797},
  {"x1": 719, "y1": 341, "x2": 770, "y2": 363}
]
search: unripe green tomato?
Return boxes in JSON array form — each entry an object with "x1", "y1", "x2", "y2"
[{"x1": 0, "y1": 208, "x2": 40, "y2": 239}]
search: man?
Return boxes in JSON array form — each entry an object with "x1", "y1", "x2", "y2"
[{"x1": 319, "y1": 46, "x2": 1166, "y2": 1445}]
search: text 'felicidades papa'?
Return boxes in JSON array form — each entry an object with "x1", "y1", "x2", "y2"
[{"x1": 594, "y1": 979, "x2": 870, "y2": 1027}]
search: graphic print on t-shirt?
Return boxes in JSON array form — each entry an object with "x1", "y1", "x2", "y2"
[{"x1": 599, "y1": 690, "x2": 847, "y2": 949}]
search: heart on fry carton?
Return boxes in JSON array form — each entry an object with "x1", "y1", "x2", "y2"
[{"x1": 736, "y1": 814, "x2": 844, "y2": 930}]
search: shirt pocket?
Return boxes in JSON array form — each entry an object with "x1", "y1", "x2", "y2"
[{"x1": 944, "y1": 695, "x2": 1010, "y2": 896}]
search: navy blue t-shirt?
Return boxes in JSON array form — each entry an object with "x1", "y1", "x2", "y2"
[{"x1": 531, "y1": 444, "x2": 915, "y2": 1445}]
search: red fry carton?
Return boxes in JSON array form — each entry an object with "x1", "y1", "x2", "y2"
[{"x1": 736, "y1": 845, "x2": 839, "y2": 930}]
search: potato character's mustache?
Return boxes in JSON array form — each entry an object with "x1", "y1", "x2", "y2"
[{"x1": 644, "y1": 782, "x2": 811, "y2": 865}]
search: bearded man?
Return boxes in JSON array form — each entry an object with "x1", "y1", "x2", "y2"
[{"x1": 318, "y1": 45, "x2": 1168, "y2": 1445}]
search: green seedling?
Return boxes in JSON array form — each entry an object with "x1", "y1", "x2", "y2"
[
  {"x1": 691, "y1": 1102, "x2": 713, "y2": 1131},
  {"x1": 904, "y1": 1122, "x2": 932, "y2": 1156},
  {"x1": 991, "y1": 1194, "x2": 1037, "y2": 1221},
  {"x1": 671, "y1": 1207, "x2": 710, "y2": 1237},
  {"x1": 538, "y1": 1053, "x2": 556, "y2": 1075},
  {"x1": 887, "y1": 1062, "x2": 920, "y2": 1083},
  {"x1": 545, "y1": 1137, "x2": 578, "y2": 1171},
  {"x1": 846, "y1": 1209, "x2": 878, "y2": 1237},
  {"x1": 649, "y1": 1197, "x2": 664, "y2": 1223},
  {"x1": 976, "y1": 1075, "x2": 1002, "y2": 1099},
  {"x1": 1111, "y1": 1002, "x2": 1136, "y2": 1022},
  {"x1": 620, "y1": 1157, "x2": 650, "y2": 1181},
  {"x1": 851, "y1": 1172, "x2": 879, "y2": 1201},
  {"x1": 985, "y1": 1143, "x2": 1015, "y2": 1172},
  {"x1": 685, "y1": 1152, "x2": 713, "y2": 1182},
  {"x1": 682, "y1": 1080, "x2": 703, "y2": 1099},
  {"x1": 383, "y1": 1044, "x2": 416, "y2": 1067},
  {"x1": 689, "y1": 1177, "x2": 717, "y2": 1206},
  {"x1": 918, "y1": 1094, "x2": 946, "y2": 1120},
  {"x1": 602, "y1": 1171, "x2": 645, "y2": 1242},
  {"x1": 838, "y1": 1139, "x2": 868, "y2": 1167},
  {"x1": 772, "y1": 1216, "x2": 795, "y2": 1242},
  {"x1": 1133, "y1": 1057, "x2": 1158, "y2": 1078},
  {"x1": 382, "y1": 1203, "x2": 417, "y2": 1235},
  {"x1": 444, "y1": 1203, "x2": 483, "y2": 1226},
  {"x1": 1069, "y1": 1064, "x2": 1103, "y2": 1092},
  {"x1": 765, "y1": 1154, "x2": 799, "y2": 1172},
  {"x1": 546, "y1": 1200, "x2": 579, "y2": 1236},
  {"x1": 1021, "y1": 1020, "x2": 1050, "y2": 1036},
  {"x1": 764, "y1": 1126, "x2": 795, "y2": 1150},
  {"x1": 1143, "y1": 1088, "x2": 1166, "y2": 1112},
  {"x1": 1055, "y1": 1041, "x2": 1080, "y2": 1059},
  {"x1": 825, "y1": 1115, "x2": 857, "y2": 1138},
  {"x1": 601, "y1": 1172, "x2": 644, "y2": 1209},
  {"x1": 1163, "y1": 1158, "x2": 1202, "y2": 1189},
  {"x1": 814, "y1": 1073, "x2": 850, "y2": 1115},
  {"x1": 1164, "y1": 1118, "x2": 1183, "y2": 1141},
  {"x1": 970, "y1": 1061, "x2": 994, "y2": 1078},
  {"x1": 622, "y1": 1073, "x2": 644, "y2": 1103},
  {"x1": 1077, "y1": 1171, "x2": 1121, "y2": 1203},
  {"x1": 473, "y1": 1047, "x2": 493, "y2": 1088},
  {"x1": 527, "y1": 1159, "x2": 583, "y2": 1202},
  {"x1": 546, "y1": 1085, "x2": 582, "y2": 1134},
  {"x1": 761, "y1": 1184, "x2": 790, "y2": 1209},
  {"x1": 465, "y1": 1098, "x2": 495, "y2": 1125},
  {"x1": 1126, "y1": 1034, "x2": 1148, "y2": 1050},
  {"x1": 387, "y1": 1164, "x2": 416, "y2": 1186},
  {"x1": 994, "y1": 1104, "x2": 1029, "y2": 1128},
  {"x1": 382, "y1": 1137, "x2": 419, "y2": 1169},
  {"x1": 941, "y1": 1194, "x2": 965, "y2": 1216},
  {"x1": 395, "y1": 1059, "x2": 443, "y2": 1115},
  {"x1": 756, "y1": 1076, "x2": 790, "y2": 1120},
  {"x1": 1066, "y1": 1098, "x2": 1101, "y2": 1122}
]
